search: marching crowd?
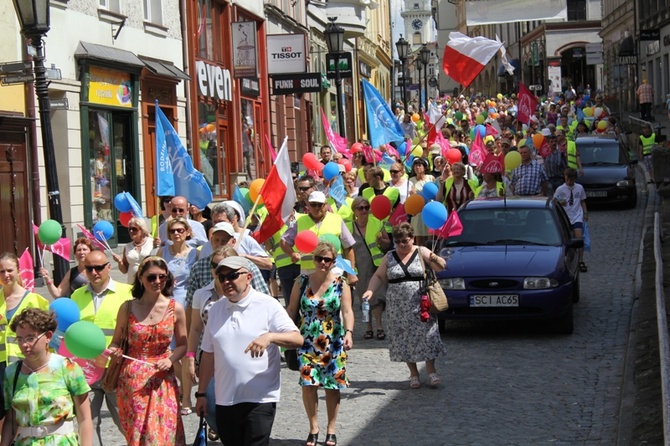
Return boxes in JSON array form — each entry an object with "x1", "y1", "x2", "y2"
[{"x1": 0, "y1": 87, "x2": 630, "y2": 446}]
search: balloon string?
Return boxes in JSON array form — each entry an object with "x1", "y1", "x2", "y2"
[
  {"x1": 96, "y1": 231, "x2": 113, "y2": 252},
  {"x1": 103, "y1": 349, "x2": 156, "y2": 367}
]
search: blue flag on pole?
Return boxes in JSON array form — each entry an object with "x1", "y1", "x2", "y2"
[
  {"x1": 361, "y1": 79, "x2": 405, "y2": 148},
  {"x1": 379, "y1": 152, "x2": 396, "y2": 170},
  {"x1": 155, "y1": 103, "x2": 213, "y2": 209},
  {"x1": 233, "y1": 185, "x2": 252, "y2": 216},
  {"x1": 124, "y1": 192, "x2": 144, "y2": 218},
  {"x1": 328, "y1": 175, "x2": 347, "y2": 207}
]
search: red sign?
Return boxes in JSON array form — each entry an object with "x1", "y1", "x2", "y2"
[
  {"x1": 517, "y1": 82, "x2": 538, "y2": 125},
  {"x1": 480, "y1": 154, "x2": 504, "y2": 174}
]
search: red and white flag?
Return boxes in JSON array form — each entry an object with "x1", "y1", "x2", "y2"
[
  {"x1": 252, "y1": 137, "x2": 297, "y2": 244},
  {"x1": 517, "y1": 82, "x2": 538, "y2": 125},
  {"x1": 442, "y1": 32, "x2": 513, "y2": 87},
  {"x1": 19, "y1": 249, "x2": 34, "y2": 291}
]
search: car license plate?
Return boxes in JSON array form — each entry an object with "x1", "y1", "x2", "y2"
[
  {"x1": 586, "y1": 191, "x2": 608, "y2": 197},
  {"x1": 470, "y1": 295, "x2": 519, "y2": 307}
]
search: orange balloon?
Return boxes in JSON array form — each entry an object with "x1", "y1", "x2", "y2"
[
  {"x1": 411, "y1": 113, "x2": 421, "y2": 122},
  {"x1": 249, "y1": 178, "x2": 265, "y2": 204},
  {"x1": 405, "y1": 194, "x2": 426, "y2": 216},
  {"x1": 532, "y1": 133, "x2": 544, "y2": 148},
  {"x1": 206, "y1": 123, "x2": 215, "y2": 132}
]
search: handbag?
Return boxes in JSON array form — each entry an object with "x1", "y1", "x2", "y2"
[
  {"x1": 418, "y1": 247, "x2": 449, "y2": 312},
  {"x1": 102, "y1": 301, "x2": 130, "y2": 393},
  {"x1": 192, "y1": 415, "x2": 207, "y2": 446},
  {"x1": 284, "y1": 277, "x2": 308, "y2": 372}
]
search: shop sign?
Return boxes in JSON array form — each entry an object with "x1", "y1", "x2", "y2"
[
  {"x1": 195, "y1": 60, "x2": 232, "y2": 102},
  {"x1": 232, "y1": 21, "x2": 258, "y2": 79},
  {"x1": 359, "y1": 61, "x2": 372, "y2": 78},
  {"x1": 618, "y1": 55, "x2": 637, "y2": 65},
  {"x1": 641, "y1": 29, "x2": 660, "y2": 41},
  {"x1": 326, "y1": 53, "x2": 352, "y2": 79},
  {"x1": 241, "y1": 77, "x2": 260, "y2": 98},
  {"x1": 531, "y1": 42, "x2": 538, "y2": 66},
  {"x1": 88, "y1": 66, "x2": 132, "y2": 108},
  {"x1": 271, "y1": 72, "x2": 322, "y2": 95},
  {"x1": 646, "y1": 40, "x2": 660, "y2": 56},
  {"x1": 267, "y1": 34, "x2": 306, "y2": 74}
]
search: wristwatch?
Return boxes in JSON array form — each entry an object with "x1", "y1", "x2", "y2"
[{"x1": 195, "y1": 392, "x2": 207, "y2": 398}]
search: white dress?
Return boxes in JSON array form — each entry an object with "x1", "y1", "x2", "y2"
[{"x1": 123, "y1": 237, "x2": 155, "y2": 283}]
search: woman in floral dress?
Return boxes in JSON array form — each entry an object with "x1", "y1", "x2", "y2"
[
  {"x1": 109, "y1": 256, "x2": 187, "y2": 446},
  {"x1": 286, "y1": 241, "x2": 354, "y2": 446},
  {"x1": 1, "y1": 308, "x2": 92, "y2": 446}
]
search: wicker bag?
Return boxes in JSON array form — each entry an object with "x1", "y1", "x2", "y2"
[
  {"x1": 102, "y1": 301, "x2": 130, "y2": 393},
  {"x1": 418, "y1": 247, "x2": 449, "y2": 312}
]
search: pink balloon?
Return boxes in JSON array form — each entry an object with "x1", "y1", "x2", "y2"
[{"x1": 295, "y1": 231, "x2": 319, "y2": 253}]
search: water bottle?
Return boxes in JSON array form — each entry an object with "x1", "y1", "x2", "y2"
[{"x1": 362, "y1": 299, "x2": 370, "y2": 323}]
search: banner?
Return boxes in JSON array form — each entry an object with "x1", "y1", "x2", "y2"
[
  {"x1": 466, "y1": 0, "x2": 567, "y2": 25},
  {"x1": 361, "y1": 79, "x2": 405, "y2": 148},
  {"x1": 320, "y1": 108, "x2": 350, "y2": 158},
  {"x1": 517, "y1": 83, "x2": 538, "y2": 125}
]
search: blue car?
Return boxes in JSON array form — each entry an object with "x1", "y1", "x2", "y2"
[{"x1": 435, "y1": 197, "x2": 583, "y2": 334}]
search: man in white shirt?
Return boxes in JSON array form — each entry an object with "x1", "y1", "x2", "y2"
[
  {"x1": 158, "y1": 196, "x2": 208, "y2": 248},
  {"x1": 195, "y1": 256, "x2": 302, "y2": 446}
]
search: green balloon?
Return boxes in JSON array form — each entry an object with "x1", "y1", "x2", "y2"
[
  {"x1": 38, "y1": 219, "x2": 62, "y2": 245},
  {"x1": 469, "y1": 128, "x2": 475, "y2": 140},
  {"x1": 455, "y1": 111, "x2": 464, "y2": 121},
  {"x1": 64, "y1": 321, "x2": 106, "y2": 359},
  {"x1": 319, "y1": 234, "x2": 341, "y2": 252}
]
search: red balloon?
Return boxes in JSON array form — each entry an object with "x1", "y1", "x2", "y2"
[
  {"x1": 350, "y1": 142, "x2": 364, "y2": 153},
  {"x1": 303, "y1": 153, "x2": 321, "y2": 171},
  {"x1": 295, "y1": 231, "x2": 319, "y2": 254},
  {"x1": 370, "y1": 195, "x2": 392, "y2": 220},
  {"x1": 119, "y1": 211, "x2": 133, "y2": 227},
  {"x1": 446, "y1": 148, "x2": 462, "y2": 164},
  {"x1": 339, "y1": 159, "x2": 352, "y2": 172}
]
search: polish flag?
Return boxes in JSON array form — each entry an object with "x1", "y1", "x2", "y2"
[
  {"x1": 442, "y1": 32, "x2": 513, "y2": 87},
  {"x1": 19, "y1": 249, "x2": 34, "y2": 291},
  {"x1": 252, "y1": 137, "x2": 297, "y2": 244}
]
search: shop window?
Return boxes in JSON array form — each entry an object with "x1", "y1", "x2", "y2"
[
  {"x1": 198, "y1": 101, "x2": 227, "y2": 197},
  {"x1": 144, "y1": 0, "x2": 163, "y2": 25},
  {"x1": 99, "y1": 0, "x2": 121, "y2": 13},
  {"x1": 241, "y1": 99, "x2": 256, "y2": 179},
  {"x1": 197, "y1": 0, "x2": 224, "y2": 62},
  {"x1": 88, "y1": 111, "x2": 113, "y2": 224}
]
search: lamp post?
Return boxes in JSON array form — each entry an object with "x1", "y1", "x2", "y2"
[
  {"x1": 395, "y1": 36, "x2": 410, "y2": 113},
  {"x1": 419, "y1": 44, "x2": 431, "y2": 112},
  {"x1": 12, "y1": 0, "x2": 68, "y2": 283},
  {"x1": 324, "y1": 17, "x2": 346, "y2": 138},
  {"x1": 416, "y1": 60, "x2": 422, "y2": 113}
]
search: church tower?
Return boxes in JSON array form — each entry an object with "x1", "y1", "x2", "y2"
[{"x1": 400, "y1": 0, "x2": 433, "y2": 49}]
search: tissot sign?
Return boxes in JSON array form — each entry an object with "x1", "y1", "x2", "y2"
[{"x1": 267, "y1": 34, "x2": 306, "y2": 74}]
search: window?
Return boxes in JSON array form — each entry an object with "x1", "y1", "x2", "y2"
[
  {"x1": 413, "y1": 32, "x2": 421, "y2": 45},
  {"x1": 413, "y1": 3, "x2": 419, "y2": 9},
  {"x1": 144, "y1": 0, "x2": 163, "y2": 24},
  {"x1": 99, "y1": 0, "x2": 121, "y2": 13},
  {"x1": 567, "y1": 0, "x2": 586, "y2": 21}
]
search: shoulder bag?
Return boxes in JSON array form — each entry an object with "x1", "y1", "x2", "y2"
[
  {"x1": 418, "y1": 247, "x2": 449, "y2": 313},
  {"x1": 284, "y1": 277, "x2": 308, "y2": 371},
  {"x1": 102, "y1": 301, "x2": 130, "y2": 393}
]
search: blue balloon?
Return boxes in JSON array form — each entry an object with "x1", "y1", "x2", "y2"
[
  {"x1": 92, "y1": 220, "x2": 114, "y2": 242},
  {"x1": 397, "y1": 141, "x2": 407, "y2": 156},
  {"x1": 49, "y1": 298, "x2": 81, "y2": 332},
  {"x1": 322, "y1": 162, "x2": 340, "y2": 181},
  {"x1": 422, "y1": 182, "x2": 438, "y2": 201},
  {"x1": 113, "y1": 193, "x2": 132, "y2": 213},
  {"x1": 476, "y1": 124, "x2": 486, "y2": 137},
  {"x1": 422, "y1": 201, "x2": 448, "y2": 230}
]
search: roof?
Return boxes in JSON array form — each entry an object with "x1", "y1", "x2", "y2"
[
  {"x1": 139, "y1": 56, "x2": 190, "y2": 81},
  {"x1": 75, "y1": 41, "x2": 145, "y2": 69},
  {"x1": 574, "y1": 135, "x2": 620, "y2": 146},
  {"x1": 460, "y1": 197, "x2": 553, "y2": 211}
]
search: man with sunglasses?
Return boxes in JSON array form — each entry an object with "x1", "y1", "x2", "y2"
[
  {"x1": 157, "y1": 196, "x2": 208, "y2": 249},
  {"x1": 196, "y1": 256, "x2": 303, "y2": 446},
  {"x1": 71, "y1": 250, "x2": 133, "y2": 446},
  {"x1": 294, "y1": 175, "x2": 316, "y2": 214}
]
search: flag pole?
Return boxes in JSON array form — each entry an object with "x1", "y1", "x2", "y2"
[
  {"x1": 234, "y1": 194, "x2": 263, "y2": 250},
  {"x1": 410, "y1": 86, "x2": 469, "y2": 155}
]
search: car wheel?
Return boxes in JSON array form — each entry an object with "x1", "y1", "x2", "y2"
[
  {"x1": 572, "y1": 277, "x2": 580, "y2": 303},
  {"x1": 626, "y1": 192, "x2": 638, "y2": 209},
  {"x1": 438, "y1": 318, "x2": 446, "y2": 333},
  {"x1": 552, "y1": 304, "x2": 574, "y2": 334}
]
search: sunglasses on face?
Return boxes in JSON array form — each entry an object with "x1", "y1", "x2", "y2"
[
  {"x1": 298, "y1": 186, "x2": 312, "y2": 192},
  {"x1": 169, "y1": 227, "x2": 186, "y2": 234},
  {"x1": 356, "y1": 206, "x2": 370, "y2": 211},
  {"x1": 314, "y1": 255, "x2": 334, "y2": 264},
  {"x1": 395, "y1": 237, "x2": 411, "y2": 245},
  {"x1": 85, "y1": 263, "x2": 109, "y2": 273},
  {"x1": 171, "y1": 208, "x2": 186, "y2": 213},
  {"x1": 308, "y1": 202, "x2": 324, "y2": 208},
  {"x1": 390, "y1": 169, "x2": 401, "y2": 174},
  {"x1": 217, "y1": 270, "x2": 249, "y2": 282},
  {"x1": 146, "y1": 273, "x2": 167, "y2": 283},
  {"x1": 128, "y1": 227, "x2": 139, "y2": 233}
]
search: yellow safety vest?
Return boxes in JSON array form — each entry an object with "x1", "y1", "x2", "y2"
[
  {"x1": 567, "y1": 141, "x2": 578, "y2": 169},
  {"x1": 346, "y1": 217, "x2": 389, "y2": 267},
  {"x1": 296, "y1": 212, "x2": 344, "y2": 269},
  {"x1": 327, "y1": 197, "x2": 354, "y2": 226},
  {"x1": 640, "y1": 134, "x2": 656, "y2": 155},
  {"x1": 361, "y1": 186, "x2": 400, "y2": 210},
  {"x1": 474, "y1": 181, "x2": 505, "y2": 197},
  {"x1": 71, "y1": 282, "x2": 133, "y2": 361},
  {"x1": 441, "y1": 177, "x2": 480, "y2": 206},
  {"x1": 0, "y1": 291, "x2": 50, "y2": 363},
  {"x1": 269, "y1": 225, "x2": 294, "y2": 269}
]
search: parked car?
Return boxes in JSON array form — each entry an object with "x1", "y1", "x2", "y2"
[
  {"x1": 575, "y1": 134, "x2": 637, "y2": 208},
  {"x1": 435, "y1": 197, "x2": 582, "y2": 334}
]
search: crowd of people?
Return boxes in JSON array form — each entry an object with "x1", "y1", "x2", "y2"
[{"x1": 0, "y1": 88, "x2": 615, "y2": 446}]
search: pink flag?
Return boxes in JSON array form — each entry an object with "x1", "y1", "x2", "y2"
[
  {"x1": 480, "y1": 154, "x2": 504, "y2": 174},
  {"x1": 468, "y1": 132, "x2": 487, "y2": 167},
  {"x1": 58, "y1": 342, "x2": 105, "y2": 385},
  {"x1": 385, "y1": 144, "x2": 400, "y2": 159},
  {"x1": 442, "y1": 32, "x2": 508, "y2": 87},
  {"x1": 33, "y1": 224, "x2": 72, "y2": 261},
  {"x1": 19, "y1": 249, "x2": 34, "y2": 292},
  {"x1": 430, "y1": 210, "x2": 464, "y2": 239},
  {"x1": 435, "y1": 132, "x2": 451, "y2": 158},
  {"x1": 389, "y1": 203, "x2": 408, "y2": 226},
  {"x1": 485, "y1": 123, "x2": 499, "y2": 137},
  {"x1": 76, "y1": 224, "x2": 107, "y2": 251},
  {"x1": 264, "y1": 133, "x2": 277, "y2": 162},
  {"x1": 321, "y1": 108, "x2": 351, "y2": 158},
  {"x1": 517, "y1": 82, "x2": 538, "y2": 125},
  {"x1": 538, "y1": 140, "x2": 552, "y2": 158}
]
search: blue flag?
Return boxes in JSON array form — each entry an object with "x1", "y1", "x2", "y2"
[
  {"x1": 379, "y1": 152, "x2": 396, "y2": 170},
  {"x1": 361, "y1": 79, "x2": 405, "y2": 148},
  {"x1": 328, "y1": 175, "x2": 347, "y2": 207},
  {"x1": 233, "y1": 185, "x2": 252, "y2": 216},
  {"x1": 155, "y1": 104, "x2": 213, "y2": 209},
  {"x1": 335, "y1": 255, "x2": 357, "y2": 275},
  {"x1": 576, "y1": 107, "x2": 585, "y2": 123},
  {"x1": 124, "y1": 192, "x2": 144, "y2": 218}
]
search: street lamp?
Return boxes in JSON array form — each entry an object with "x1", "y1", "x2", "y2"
[
  {"x1": 419, "y1": 44, "x2": 431, "y2": 112},
  {"x1": 12, "y1": 0, "x2": 69, "y2": 283},
  {"x1": 324, "y1": 17, "x2": 346, "y2": 138},
  {"x1": 395, "y1": 35, "x2": 410, "y2": 113}
]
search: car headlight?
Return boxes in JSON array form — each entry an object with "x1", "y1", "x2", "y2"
[
  {"x1": 524, "y1": 277, "x2": 558, "y2": 289},
  {"x1": 616, "y1": 179, "x2": 634, "y2": 187},
  {"x1": 439, "y1": 278, "x2": 465, "y2": 290}
]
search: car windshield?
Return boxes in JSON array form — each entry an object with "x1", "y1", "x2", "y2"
[
  {"x1": 443, "y1": 208, "x2": 562, "y2": 246},
  {"x1": 579, "y1": 143, "x2": 622, "y2": 165}
]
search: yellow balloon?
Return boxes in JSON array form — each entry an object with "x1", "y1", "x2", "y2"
[
  {"x1": 597, "y1": 120, "x2": 607, "y2": 130},
  {"x1": 412, "y1": 145, "x2": 423, "y2": 157},
  {"x1": 583, "y1": 107, "x2": 594, "y2": 117},
  {"x1": 505, "y1": 151, "x2": 522, "y2": 170},
  {"x1": 497, "y1": 93, "x2": 503, "y2": 100},
  {"x1": 476, "y1": 114, "x2": 485, "y2": 124}
]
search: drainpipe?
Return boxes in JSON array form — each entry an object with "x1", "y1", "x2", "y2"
[{"x1": 179, "y1": 0, "x2": 192, "y2": 158}]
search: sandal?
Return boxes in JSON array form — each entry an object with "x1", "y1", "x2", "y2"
[
  {"x1": 208, "y1": 428, "x2": 219, "y2": 441},
  {"x1": 364, "y1": 330, "x2": 374, "y2": 339},
  {"x1": 325, "y1": 433, "x2": 338, "y2": 446},
  {"x1": 305, "y1": 432, "x2": 319, "y2": 446},
  {"x1": 579, "y1": 262, "x2": 588, "y2": 272},
  {"x1": 180, "y1": 407, "x2": 193, "y2": 416},
  {"x1": 428, "y1": 373, "x2": 441, "y2": 387},
  {"x1": 409, "y1": 376, "x2": 421, "y2": 389},
  {"x1": 376, "y1": 329, "x2": 386, "y2": 340}
]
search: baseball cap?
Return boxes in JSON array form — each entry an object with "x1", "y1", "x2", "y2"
[
  {"x1": 216, "y1": 256, "x2": 249, "y2": 272},
  {"x1": 210, "y1": 222, "x2": 235, "y2": 237},
  {"x1": 500, "y1": 138, "x2": 511, "y2": 146},
  {"x1": 541, "y1": 128, "x2": 552, "y2": 137},
  {"x1": 308, "y1": 191, "x2": 327, "y2": 203}
]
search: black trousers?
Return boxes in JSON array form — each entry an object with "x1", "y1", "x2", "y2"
[
  {"x1": 640, "y1": 102, "x2": 652, "y2": 121},
  {"x1": 216, "y1": 402, "x2": 276, "y2": 446}
]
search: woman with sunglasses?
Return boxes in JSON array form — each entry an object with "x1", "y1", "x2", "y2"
[
  {"x1": 110, "y1": 256, "x2": 187, "y2": 446},
  {"x1": 40, "y1": 237, "x2": 93, "y2": 298},
  {"x1": 362, "y1": 223, "x2": 446, "y2": 389},
  {"x1": 1, "y1": 308, "x2": 93, "y2": 446},
  {"x1": 113, "y1": 217, "x2": 156, "y2": 284},
  {"x1": 388, "y1": 162, "x2": 413, "y2": 204},
  {"x1": 159, "y1": 217, "x2": 198, "y2": 415},
  {"x1": 286, "y1": 241, "x2": 354, "y2": 446},
  {"x1": 348, "y1": 197, "x2": 391, "y2": 340}
]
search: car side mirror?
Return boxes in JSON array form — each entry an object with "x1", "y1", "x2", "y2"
[{"x1": 569, "y1": 238, "x2": 584, "y2": 249}]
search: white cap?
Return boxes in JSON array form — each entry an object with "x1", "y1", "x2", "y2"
[
  {"x1": 210, "y1": 222, "x2": 235, "y2": 237},
  {"x1": 541, "y1": 128, "x2": 552, "y2": 137},
  {"x1": 308, "y1": 191, "x2": 327, "y2": 203}
]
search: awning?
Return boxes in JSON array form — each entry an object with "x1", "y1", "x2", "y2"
[
  {"x1": 618, "y1": 36, "x2": 635, "y2": 57},
  {"x1": 139, "y1": 56, "x2": 190, "y2": 81},
  {"x1": 75, "y1": 41, "x2": 145, "y2": 69},
  {"x1": 498, "y1": 58, "x2": 521, "y2": 77}
]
